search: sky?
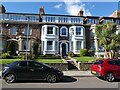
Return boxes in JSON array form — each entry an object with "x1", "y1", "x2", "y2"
[{"x1": 1, "y1": 1, "x2": 119, "y2": 17}]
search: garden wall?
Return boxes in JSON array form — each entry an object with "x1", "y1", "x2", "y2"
[{"x1": 70, "y1": 57, "x2": 93, "y2": 71}]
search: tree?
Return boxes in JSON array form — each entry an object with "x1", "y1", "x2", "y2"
[
  {"x1": 95, "y1": 22, "x2": 120, "y2": 59},
  {"x1": 32, "y1": 41, "x2": 39, "y2": 57}
]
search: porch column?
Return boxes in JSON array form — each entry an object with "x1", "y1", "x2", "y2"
[
  {"x1": 19, "y1": 38, "x2": 22, "y2": 51},
  {"x1": 53, "y1": 41, "x2": 55, "y2": 51},
  {"x1": 44, "y1": 40, "x2": 47, "y2": 54}
]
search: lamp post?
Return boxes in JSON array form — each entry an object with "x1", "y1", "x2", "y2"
[{"x1": 26, "y1": 16, "x2": 30, "y2": 60}]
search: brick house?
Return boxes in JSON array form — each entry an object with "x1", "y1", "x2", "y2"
[{"x1": 0, "y1": 4, "x2": 120, "y2": 57}]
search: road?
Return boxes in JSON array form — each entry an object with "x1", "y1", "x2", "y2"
[{"x1": 1, "y1": 76, "x2": 119, "y2": 89}]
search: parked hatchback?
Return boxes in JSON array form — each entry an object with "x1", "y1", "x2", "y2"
[
  {"x1": 2, "y1": 60, "x2": 63, "y2": 83},
  {"x1": 91, "y1": 59, "x2": 120, "y2": 82}
]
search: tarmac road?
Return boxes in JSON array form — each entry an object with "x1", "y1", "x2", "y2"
[{"x1": 1, "y1": 76, "x2": 119, "y2": 89}]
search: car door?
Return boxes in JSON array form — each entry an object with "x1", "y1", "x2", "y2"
[
  {"x1": 16, "y1": 61, "x2": 32, "y2": 80},
  {"x1": 115, "y1": 60, "x2": 120, "y2": 77},
  {"x1": 28, "y1": 61, "x2": 48, "y2": 80}
]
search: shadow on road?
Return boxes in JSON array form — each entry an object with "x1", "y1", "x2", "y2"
[
  {"x1": 11, "y1": 76, "x2": 77, "y2": 83},
  {"x1": 59, "y1": 76, "x2": 77, "y2": 83}
]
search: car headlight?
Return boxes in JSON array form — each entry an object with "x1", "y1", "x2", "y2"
[{"x1": 3, "y1": 67, "x2": 9, "y2": 72}]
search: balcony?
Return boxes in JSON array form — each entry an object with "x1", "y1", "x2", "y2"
[{"x1": 0, "y1": 13, "x2": 39, "y2": 22}]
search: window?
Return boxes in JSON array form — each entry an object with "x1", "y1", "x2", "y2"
[
  {"x1": 47, "y1": 27, "x2": 53, "y2": 34},
  {"x1": 0, "y1": 40, "x2": 2, "y2": 51},
  {"x1": 25, "y1": 28, "x2": 31, "y2": 35},
  {"x1": 94, "y1": 60, "x2": 103, "y2": 65},
  {"x1": 22, "y1": 40, "x2": 27, "y2": 50},
  {"x1": 71, "y1": 41, "x2": 73, "y2": 50},
  {"x1": 61, "y1": 28, "x2": 66, "y2": 35},
  {"x1": 29, "y1": 62, "x2": 43, "y2": 68},
  {"x1": 108, "y1": 60, "x2": 120, "y2": 66},
  {"x1": 76, "y1": 27, "x2": 81, "y2": 35},
  {"x1": 10, "y1": 26, "x2": 17, "y2": 35},
  {"x1": 76, "y1": 41, "x2": 81, "y2": 50},
  {"x1": 55, "y1": 41, "x2": 57, "y2": 51},
  {"x1": 70, "y1": 28, "x2": 74, "y2": 35},
  {"x1": 55, "y1": 27, "x2": 58, "y2": 35},
  {"x1": 19, "y1": 61, "x2": 27, "y2": 67},
  {"x1": 46, "y1": 17, "x2": 55, "y2": 22},
  {"x1": 0, "y1": 24, "x2": 2, "y2": 34},
  {"x1": 47, "y1": 41, "x2": 53, "y2": 50},
  {"x1": 60, "y1": 27, "x2": 68, "y2": 36}
]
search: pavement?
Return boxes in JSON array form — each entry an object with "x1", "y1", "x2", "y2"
[
  {"x1": 63, "y1": 71, "x2": 94, "y2": 77},
  {"x1": 0, "y1": 70, "x2": 94, "y2": 78}
]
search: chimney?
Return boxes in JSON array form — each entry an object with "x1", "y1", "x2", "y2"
[
  {"x1": 40, "y1": 6, "x2": 45, "y2": 15},
  {"x1": 110, "y1": 10, "x2": 120, "y2": 18},
  {"x1": 77, "y1": 7, "x2": 84, "y2": 16},
  {"x1": 0, "y1": 4, "x2": 6, "y2": 13}
]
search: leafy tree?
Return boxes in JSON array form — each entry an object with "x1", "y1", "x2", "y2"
[
  {"x1": 95, "y1": 22, "x2": 120, "y2": 58},
  {"x1": 32, "y1": 41, "x2": 39, "y2": 57}
]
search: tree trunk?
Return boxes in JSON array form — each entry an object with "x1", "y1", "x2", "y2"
[
  {"x1": 111, "y1": 50, "x2": 115, "y2": 58},
  {"x1": 104, "y1": 49, "x2": 109, "y2": 59}
]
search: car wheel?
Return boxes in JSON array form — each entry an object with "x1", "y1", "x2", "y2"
[
  {"x1": 105, "y1": 72, "x2": 115, "y2": 82},
  {"x1": 46, "y1": 74, "x2": 57, "y2": 83},
  {"x1": 5, "y1": 73, "x2": 16, "y2": 83}
]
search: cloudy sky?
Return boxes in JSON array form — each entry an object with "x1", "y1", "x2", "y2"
[{"x1": 2, "y1": 1, "x2": 119, "y2": 17}]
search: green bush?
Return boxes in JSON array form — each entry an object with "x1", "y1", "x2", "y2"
[
  {"x1": 68, "y1": 51, "x2": 75, "y2": 57},
  {"x1": 80, "y1": 49, "x2": 88, "y2": 56},
  {"x1": 1, "y1": 52, "x2": 12, "y2": 59}
]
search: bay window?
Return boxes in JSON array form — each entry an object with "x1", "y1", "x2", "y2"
[
  {"x1": 47, "y1": 27, "x2": 53, "y2": 34},
  {"x1": 47, "y1": 41, "x2": 53, "y2": 50},
  {"x1": 76, "y1": 27, "x2": 81, "y2": 35},
  {"x1": 76, "y1": 41, "x2": 81, "y2": 50}
]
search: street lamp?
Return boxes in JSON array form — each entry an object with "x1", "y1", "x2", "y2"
[{"x1": 26, "y1": 16, "x2": 30, "y2": 60}]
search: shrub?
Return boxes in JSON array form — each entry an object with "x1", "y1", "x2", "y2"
[
  {"x1": 7, "y1": 41, "x2": 17, "y2": 55},
  {"x1": 80, "y1": 49, "x2": 88, "y2": 56},
  {"x1": 68, "y1": 51, "x2": 75, "y2": 57},
  {"x1": 2, "y1": 52, "x2": 12, "y2": 59},
  {"x1": 88, "y1": 50, "x2": 95, "y2": 56},
  {"x1": 38, "y1": 55, "x2": 61, "y2": 59}
]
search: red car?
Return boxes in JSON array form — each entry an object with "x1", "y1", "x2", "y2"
[{"x1": 91, "y1": 59, "x2": 120, "y2": 82}]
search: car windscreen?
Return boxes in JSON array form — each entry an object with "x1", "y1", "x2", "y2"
[
  {"x1": 6, "y1": 61, "x2": 18, "y2": 67},
  {"x1": 93, "y1": 60, "x2": 103, "y2": 64}
]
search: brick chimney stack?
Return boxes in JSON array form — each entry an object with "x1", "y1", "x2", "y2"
[
  {"x1": 40, "y1": 6, "x2": 45, "y2": 15},
  {"x1": 0, "y1": 4, "x2": 6, "y2": 13},
  {"x1": 77, "y1": 7, "x2": 84, "y2": 16}
]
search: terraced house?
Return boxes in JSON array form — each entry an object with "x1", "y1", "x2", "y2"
[{"x1": 0, "y1": 4, "x2": 120, "y2": 57}]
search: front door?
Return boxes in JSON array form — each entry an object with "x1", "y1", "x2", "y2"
[{"x1": 62, "y1": 43, "x2": 66, "y2": 56}]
